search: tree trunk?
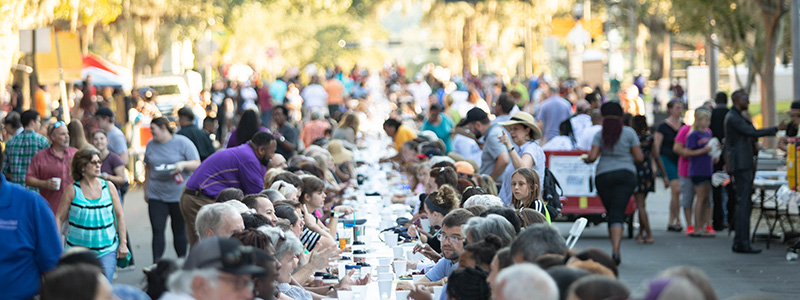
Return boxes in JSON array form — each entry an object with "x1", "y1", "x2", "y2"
[
  {"x1": 462, "y1": 12, "x2": 473, "y2": 77},
  {"x1": 760, "y1": 12, "x2": 782, "y2": 147}
]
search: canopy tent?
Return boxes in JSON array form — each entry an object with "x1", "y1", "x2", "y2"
[{"x1": 80, "y1": 53, "x2": 133, "y2": 91}]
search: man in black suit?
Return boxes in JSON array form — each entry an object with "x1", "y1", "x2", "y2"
[{"x1": 724, "y1": 90, "x2": 784, "y2": 254}]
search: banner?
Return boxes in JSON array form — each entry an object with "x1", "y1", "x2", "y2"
[{"x1": 547, "y1": 154, "x2": 597, "y2": 197}]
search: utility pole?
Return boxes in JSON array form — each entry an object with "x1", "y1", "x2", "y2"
[
  {"x1": 792, "y1": 0, "x2": 800, "y2": 101},
  {"x1": 28, "y1": 29, "x2": 38, "y2": 111},
  {"x1": 708, "y1": 30, "x2": 719, "y2": 98}
]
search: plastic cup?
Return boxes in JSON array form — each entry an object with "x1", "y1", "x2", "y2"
[
  {"x1": 337, "y1": 290, "x2": 353, "y2": 300},
  {"x1": 420, "y1": 219, "x2": 431, "y2": 233},
  {"x1": 405, "y1": 250, "x2": 415, "y2": 261},
  {"x1": 377, "y1": 265, "x2": 391, "y2": 273},
  {"x1": 351, "y1": 285, "x2": 368, "y2": 299},
  {"x1": 360, "y1": 266, "x2": 372, "y2": 279},
  {"x1": 392, "y1": 247, "x2": 404, "y2": 259},
  {"x1": 393, "y1": 260, "x2": 407, "y2": 277},
  {"x1": 337, "y1": 263, "x2": 347, "y2": 279},
  {"x1": 377, "y1": 272, "x2": 394, "y2": 281},
  {"x1": 433, "y1": 286, "x2": 443, "y2": 299},
  {"x1": 412, "y1": 274, "x2": 425, "y2": 282},
  {"x1": 396, "y1": 290, "x2": 411, "y2": 300},
  {"x1": 384, "y1": 232, "x2": 398, "y2": 247},
  {"x1": 51, "y1": 177, "x2": 61, "y2": 190},
  {"x1": 378, "y1": 257, "x2": 392, "y2": 266},
  {"x1": 378, "y1": 280, "x2": 393, "y2": 299}
]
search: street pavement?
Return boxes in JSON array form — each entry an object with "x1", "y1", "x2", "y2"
[{"x1": 115, "y1": 183, "x2": 800, "y2": 299}]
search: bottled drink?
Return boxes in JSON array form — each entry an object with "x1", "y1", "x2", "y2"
[{"x1": 174, "y1": 172, "x2": 184, "y2": 184}]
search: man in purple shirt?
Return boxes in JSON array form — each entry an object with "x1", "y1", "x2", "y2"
[{"x1": 180, "y1": 131, "x2": 276, "y2": 245}]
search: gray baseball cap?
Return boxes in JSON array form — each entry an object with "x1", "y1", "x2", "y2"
[{"x1": 183, "y1": 236, "x2": 266, "y2": 275}]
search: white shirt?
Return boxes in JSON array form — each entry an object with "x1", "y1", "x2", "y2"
[
  {"x1": 408, "y1": 81, "x2": 432, "y2": 110},
  {"x1": 542, "y1": 136, "x2": 576, "y2": 151},
  {"x1": 300, "y1": 84, "x2": 328, "y2": 110},
  {"x1": 570, "y1": 114, "x2": 592, "y2": 139},
  {"x1": 577, "y1": 125, "x2": 602, "y2": 150},
  {"x1": 158, "y1": 292, "x2": 196, "y2": 300}
]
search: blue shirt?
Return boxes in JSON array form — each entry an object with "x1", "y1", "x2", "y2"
[
  {"x1": 425, "y1": 258, "x2": 458, "y2": 282},
  {"x1": 0, "y1": 175, "x2": 62, "y2": 299},
  {"x1": 536, "y1": 96, "x2": 572, "y2": 142},
  {"x1": 421, "y1": 114, "x2": 454, "y2": 153},
  {"x1": 269, "y1": 80, "x2": 288, "y2": 103},
  {"x1": 425, "y1": 258, "x2": 458, "y2": 300}
]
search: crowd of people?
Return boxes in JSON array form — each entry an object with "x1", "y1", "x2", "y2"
[{"x1": 0, "y1": 61, "x2": 779, "y2": 300}]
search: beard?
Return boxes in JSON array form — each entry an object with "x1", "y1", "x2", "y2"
[
  {"x1": 443, "y1": 248, "x2": 460, "y2": 261},
  {"x1": 473, "y1": 130, "x2": 483, "y2": 140}
]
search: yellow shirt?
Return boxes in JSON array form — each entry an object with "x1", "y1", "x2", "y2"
[{"x1": 394, "y1": 125, "x2": 417, "y2": 152}]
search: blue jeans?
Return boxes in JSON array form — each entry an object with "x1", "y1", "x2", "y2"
[{"x1": 98, "y1": 248, "x2": 117, "y2": 282}]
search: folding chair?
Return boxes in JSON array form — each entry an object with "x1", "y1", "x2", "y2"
[{"x1": 565, "y1": 217, "x2": 588, "y2": 249}]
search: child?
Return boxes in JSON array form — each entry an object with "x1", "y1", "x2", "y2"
[
  {"x1": 510, "y1": 168, "x2": 550, "y2": 224},
  {"x1": 684, "y1": 109, "x2": 715, "y2": 237},
  {"x1": 630, "y1": 115, "x2": 658, "y2": 244}
]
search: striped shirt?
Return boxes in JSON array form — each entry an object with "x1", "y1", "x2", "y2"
[
  {"x1": 300, "y1": 227, "x2": 321, "y2": 251},
  {"x1": 1, "y1": 130, "x2": 49, "y2": 190},
  {"x1": 66, "y1": 180, "x2": 118, "y2": 256}
]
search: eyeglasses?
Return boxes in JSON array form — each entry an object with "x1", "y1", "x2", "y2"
[
  {"x1": 89, "y1": 160, "x2": 102, "y2": 166},
  {"x1": 436, "y1": 232, "x2": 465, "y2": 244},
  {"x1": 217, "y1": 273, "x2": 254, "y2": 291}
]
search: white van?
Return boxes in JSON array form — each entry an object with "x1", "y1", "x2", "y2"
[{"x1": 137, "y1": 70, "x2": 202, "y2": 117}]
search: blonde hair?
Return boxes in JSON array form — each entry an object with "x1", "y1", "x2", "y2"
[
  {"x1": 270, "y1": 180, "x2": 298, "y2": 200},
  {"x1": 692, "y1": 109, "x2": 711, "y2": 132},
  {"x1": 511, "y1": 168, "x2": 541, "y2": 210},
  {"x1": 263, "y1": 169, "x2": 286, "y2": 189},
  {"x1": 339, "y1": 113, "x2": 360, "y2": 133}
]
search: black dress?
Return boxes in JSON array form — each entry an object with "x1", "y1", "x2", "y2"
[{"x1": 635, "y1": 134, "x2": 655, "y2": 193}]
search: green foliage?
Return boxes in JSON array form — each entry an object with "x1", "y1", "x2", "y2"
[{"x1": 54, "y1": 0, "x2": 122, "y2": 26}]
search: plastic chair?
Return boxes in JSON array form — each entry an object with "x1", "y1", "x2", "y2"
[{"x1": 565, "y1": 217, "x2": 588, "y2": 249}]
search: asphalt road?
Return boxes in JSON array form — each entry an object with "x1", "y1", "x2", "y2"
[{"x1": 115, "y1": 183, "x2": 800, "y2": 299}]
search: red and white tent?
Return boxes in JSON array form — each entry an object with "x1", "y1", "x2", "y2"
[{"x1": 80, "y1": 53, "x2": 132, "y2": 91}]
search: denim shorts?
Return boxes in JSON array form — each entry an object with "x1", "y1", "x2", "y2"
[
  {"x1": 679, "y1": 176, "x2": 712, "y2": 209},
  {"x1": 691, "y1": 176, "x2": 712, "y2": 186}
]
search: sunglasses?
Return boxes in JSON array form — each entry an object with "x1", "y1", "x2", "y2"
[
  {"x1": 48, "y1": 121, "x2": 65, "y2": 135},
  {"x1": 89, "y1": 160, "x2": 102, "y2": 166}
]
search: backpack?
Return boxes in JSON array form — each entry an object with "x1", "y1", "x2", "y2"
[{"x1": 541, "y1": 167, "x2": 563, "y2": 217}]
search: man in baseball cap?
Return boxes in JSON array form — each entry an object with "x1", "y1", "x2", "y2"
[
  {"x1": 160, "y1": 236, "x2": 266, "y2": 300},
  {"x1": 458, "y1": 107, "x2": 509, "y2": 184}
]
